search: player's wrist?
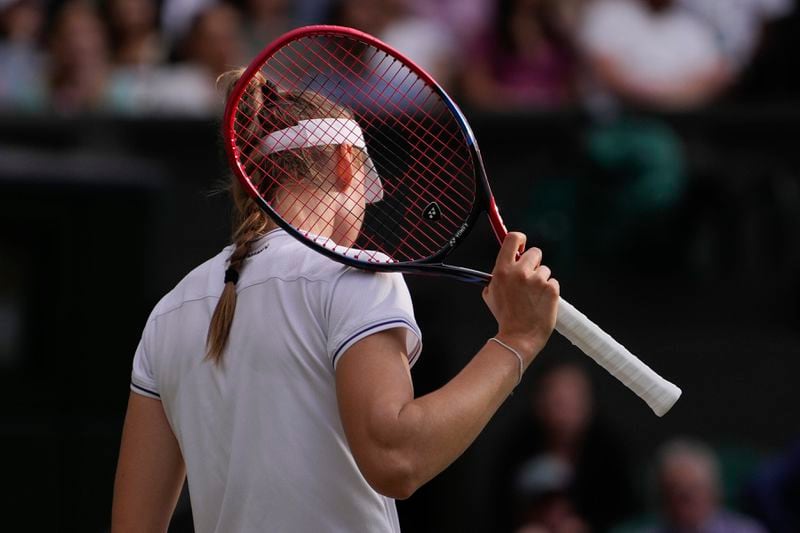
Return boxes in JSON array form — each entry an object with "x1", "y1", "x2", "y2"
[{"x1": 492, "y1": 331, "x2": 542, "y2": 367}]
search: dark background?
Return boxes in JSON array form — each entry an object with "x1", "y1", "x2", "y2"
[
  {"x1": 1, "y1": 103, "x2": 798, "y2": 531},
  {"x1": 2, "y1": 2, "x2": 800, "y2": 530}
]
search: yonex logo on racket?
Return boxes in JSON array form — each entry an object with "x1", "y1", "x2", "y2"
[{"x1": 423, "y1": 202, "x2": 442, "y2": 221}]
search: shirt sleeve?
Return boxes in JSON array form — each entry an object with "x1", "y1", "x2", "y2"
[
  {"x1": 130, "y1": 323, "x2": 161, "y2": 400},
  {"x1": 326, "y1": 268, "x2": 422, "y2": 370}
]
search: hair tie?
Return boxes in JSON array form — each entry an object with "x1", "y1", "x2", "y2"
[{"x1": 224, "y1": 267, "x2": 239, "y2": 285}]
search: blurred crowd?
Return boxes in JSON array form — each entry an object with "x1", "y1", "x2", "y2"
[
  {"x1": 1, "y1": 3, "x2": 798, "y2": 533},
  {"x1": 497, "y1": 364, "x2": 800, "y2": 533},
  {"x1": 0, "y1": 0, "x2": 794, "y2": 116}
]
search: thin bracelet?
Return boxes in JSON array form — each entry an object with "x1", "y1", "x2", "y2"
[{"x1": 488, "y1": 337, "x2": 525, "y2": 386}]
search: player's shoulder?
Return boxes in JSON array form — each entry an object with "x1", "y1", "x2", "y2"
[
  {"x1": 252, "y1": 230, "x2": 399, "y2": 284},
  {"x1": 147, "y1": 247, "x2": 229, "y2": 322},
  {"x1": 144, "y1": 230, "x2": 408, "y2": 322},
  {"x1": 238, "y1": 229, "x2": 346, "y2": 285},
  {"x1": 259, "y1": 232, "x2": 412, "y2": 304},
  {"x1": 327, "y1": 257, "x2": 409, "y2": 300},
  {"x1": 298, "y1": 233, "x2": 395, "y2": 275},
  {"x1": 316, "y1": 241, "x2": 406, "y2": 288}
]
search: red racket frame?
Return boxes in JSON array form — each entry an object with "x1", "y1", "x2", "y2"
[{"x1": 222, "y1": 25, "x2": 509, "y2": 285}]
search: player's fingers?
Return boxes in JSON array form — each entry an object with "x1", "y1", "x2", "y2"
[
  {"x1": 548, "y1": 277, "x2": 560, "y2": 296},
  {"x1": 536, "y1": 265, "x2": 551, "y2": 281},
  {"x1": 517, "y1": 247, "x2": 542, "y2": 272},
  {"x1": 496, "y1": 232, "x2": 526, "y2": 268}
]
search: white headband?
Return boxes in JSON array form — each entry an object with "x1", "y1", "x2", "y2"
[{"x1": 261, "y1": 118, "x2": 383, "y2": 203}]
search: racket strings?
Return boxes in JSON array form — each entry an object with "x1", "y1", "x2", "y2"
[
  {"x1": 233, "y1": 83, "x2": 464, "y2": 261},
  {"x1": 232, "y1": 81, "x2": 457, "y2": 260},
  {"x1": 324, "y1": 37, "x2": 470, "y2": 159},
  {"x1": 261, "y1": 47, "x2": 475, "y2": 213},
  {"x1": 267, "y1": 37, "x2": 476, "y2": 213},
  {"x1": 257, "y1": 43, "x2": 475, "y2": 220},
  {"x1": 320, "y1": 38, "x2": 477, "y2": 215},
  {"x1": 232, "y1": 34, "x2": 477, "y2": 262},
  {"x1": 295, "y1": 38, "x2": 475, "y2": 186}
]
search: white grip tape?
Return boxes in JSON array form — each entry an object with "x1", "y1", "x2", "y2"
[{"x1": 555, "y1": 297, "x2": 681, "y2": 416}]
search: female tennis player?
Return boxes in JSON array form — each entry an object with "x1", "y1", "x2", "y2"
[{"x1": 111, "y1": 71, "x2": 560, "y2": 533}]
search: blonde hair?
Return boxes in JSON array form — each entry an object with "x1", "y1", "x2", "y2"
[{"x1": 205, "y1": 69, "x2": 364, "y2": 364}]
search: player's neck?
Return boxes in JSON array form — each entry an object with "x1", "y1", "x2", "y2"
[{"x1": 273, "y1": 188, "x2": 357, "y2": 245}]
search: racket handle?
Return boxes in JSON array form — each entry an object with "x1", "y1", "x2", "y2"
[{"x1": 555, "y1": 297, "x2": 681, "y2": 416}]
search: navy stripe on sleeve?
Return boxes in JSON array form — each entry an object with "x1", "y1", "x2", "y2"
[
  {"x1": 332, "y1": 318, "x2": 418, "y2": 368},
  {"x1": 131, "y1": 382, "x2": 161, "y2": 398}
]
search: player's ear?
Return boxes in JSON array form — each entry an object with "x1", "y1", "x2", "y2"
[{"x1": 334, "y1": 143, "x2": 354, "y2": 191}]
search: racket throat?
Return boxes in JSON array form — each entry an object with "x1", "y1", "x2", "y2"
[{"x1": 487, "y1": 196, "x2": 509, "y2": 244}]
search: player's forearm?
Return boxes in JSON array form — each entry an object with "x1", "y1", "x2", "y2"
[{"x1": 386, "y1": 339, "x2": 537, "y2": 495}]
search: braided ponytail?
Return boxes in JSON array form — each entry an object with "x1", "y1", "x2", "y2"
[
  {"x1": 205, "y1": 212, "x2": 270, "y2": 363},
  {"x1": 205, "y1": 69, "x2": 274, "y2": 364}
]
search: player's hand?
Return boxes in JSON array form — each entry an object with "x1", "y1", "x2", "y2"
[{"x1": 482, "y1": 232, "x2": 559, "y2": 365}]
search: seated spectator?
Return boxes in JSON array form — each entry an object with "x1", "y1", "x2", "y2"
[
  {"x1": 241, "y1": 0, "x2": 294, "y2": 58},
  {"x1": 403, "y1": 0, "x2": 492, "y2": 46},
  {"x1": 327, "y1": 0, "x2": 392, "y2": 37},
  {"x1": 579, "y1": 0, "x2": 732, "y2": 111},
  {"x1": 47, "y1": 0, "x2": 110, "y2": 114},
  {"x1": 462, "y1": 0, "x2": 579, "y2": 111},
  {"x1": 641, "y1": 439, "x2": 767, "y2": 533},
  {"x1": 321, "y1": 0, "x2": 456, "y2": 110},
  {"x1": 0, "y1": 0, "x2": 42, "y2": 47},
  {"x1": 181, "y1": 4, "x2": 245, "y2": 83},
  {"x1": 514, "y1": 455, "x2": 590, "y2": 533},
  {"x1": 375, "y1": 0, "x2": 457, "y2": 89},
  {"x1": 0, "y1": 0, "x2": 45, "y2": 110},
  {"x1": 494, "y1": 363, "x2": 636, "y2": 532},
  {"x1": 160, "y1": 0, "x2": 214, "y2": 43},
  {"x1": 107, "y1": 3, "x2": 242, "y2": 116},
  {"x1": 105, "y1": 0, "x2": 166, "y2": 67},
  {"x1": 327, "y1": 0, "x2": 456, "y2": 87},
  {"x1": 676, "y1": 0, "x2": 794, "y2": 74}
]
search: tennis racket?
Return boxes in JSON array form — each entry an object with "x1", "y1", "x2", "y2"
[{"x1": 222, "y1": 25, "x2": 681, "y2": 416}]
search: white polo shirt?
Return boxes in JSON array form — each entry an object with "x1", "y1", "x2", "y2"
[{"x1": 130, "y1": 229, "x2": 422, "y2": 533}]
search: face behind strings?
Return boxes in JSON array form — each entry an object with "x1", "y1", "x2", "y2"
[{"x1": 230, "y1": 73, "x2": 377, "y2": 248}]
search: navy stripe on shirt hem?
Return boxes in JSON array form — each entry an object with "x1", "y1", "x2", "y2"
[
  {"x1": 131, "y1": 382, "x2": 161, "y2": 398},
  {"x1": 332, "y1": 318, "x2": 418, "y2": 369}
]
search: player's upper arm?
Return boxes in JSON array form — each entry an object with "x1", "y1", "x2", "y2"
[
  {"x1": 112, "y1": 393, "x2": 185, "y2": 532},
  {"x1": 335, "y1": 327, "x2": 418, "y2": 499}
]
